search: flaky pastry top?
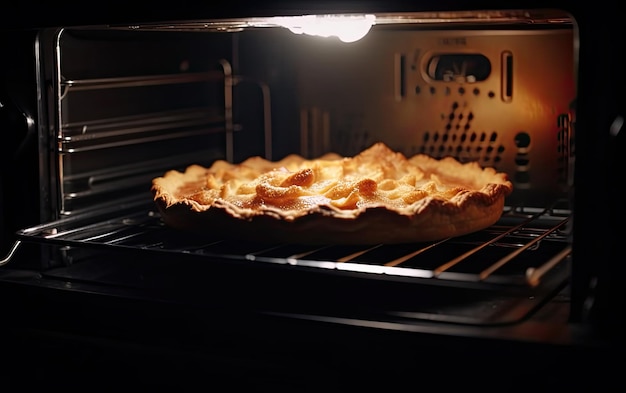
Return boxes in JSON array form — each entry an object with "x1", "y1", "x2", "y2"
[{"x1": 152, "y1": 142, "x2": 513, "y2": 222}]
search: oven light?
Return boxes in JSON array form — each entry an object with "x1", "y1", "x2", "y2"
[{"x1": 273, "y1": 14, "x2": 376, "y2": 43}]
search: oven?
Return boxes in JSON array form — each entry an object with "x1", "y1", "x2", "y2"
[{"x1": 0, "y1": 1, "x2": 624, "y2": 391}]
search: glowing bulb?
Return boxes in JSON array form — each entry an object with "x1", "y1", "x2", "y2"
[{"x1": 274, "y1": 14, "x2": 376, "y2": 43}]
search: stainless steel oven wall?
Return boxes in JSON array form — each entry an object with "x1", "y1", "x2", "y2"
[
  {"x1": 48, "y1": 28, "x2": 246, "y2": 217},
  {"x1": 49, "y1": 22, "x2": 575, "y2": 221},
  {"x1": 32, "y1": 19, "x2": 577, "y2": 270}
]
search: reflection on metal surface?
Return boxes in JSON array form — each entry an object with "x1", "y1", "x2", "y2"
[{"x1": 0, "y1": 240, "x2": 22, "y2": 267}]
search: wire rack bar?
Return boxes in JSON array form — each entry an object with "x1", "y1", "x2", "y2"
[{"x1": 11, "y1": 203, "x2": 571, "y2": 288}]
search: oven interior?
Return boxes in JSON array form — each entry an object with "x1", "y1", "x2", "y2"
[{"x1": 4, "y1": 9, "x2": 578, "y2": 329}]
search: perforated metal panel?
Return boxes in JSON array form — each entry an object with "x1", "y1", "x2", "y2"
[{"x1": 293, "y1": 28, "x2": 575, "y2": 206}]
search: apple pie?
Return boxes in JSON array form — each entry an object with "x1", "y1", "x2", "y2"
[{"x1": 151, "y1": 142, "x2": 513, "y2": 245}]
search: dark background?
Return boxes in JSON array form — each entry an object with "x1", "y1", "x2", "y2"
[{"x1": 0, "y1": 1, "x2": 623, "y2": 391}]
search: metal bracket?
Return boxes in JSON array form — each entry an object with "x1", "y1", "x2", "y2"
[{"x1": 0, "y1": 240, "x2": 22, "y2": 267}]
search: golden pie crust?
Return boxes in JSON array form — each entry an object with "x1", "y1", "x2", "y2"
[{"x1": 151, "y1": 143, "x2": 513, "y2": 245}]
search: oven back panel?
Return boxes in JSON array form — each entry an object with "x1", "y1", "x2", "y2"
[{"x1": 286, "y1": 29, "x2": 575, "y2": 209}]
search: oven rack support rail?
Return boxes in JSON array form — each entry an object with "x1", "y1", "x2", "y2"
[
  {"x1": 56, "y1": 62, "x2": 273, "y2": 161},
  {"x1": 52, "y1": 46, "x2": 273, "y2": 219}
]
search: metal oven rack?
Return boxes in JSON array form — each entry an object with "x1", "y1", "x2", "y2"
[{"x1": 3, "y1": 198, "x2": 572, "y2": 326}]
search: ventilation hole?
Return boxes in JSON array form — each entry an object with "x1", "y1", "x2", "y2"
[
  {"x1": 476, "y1": 146, "x2": 483, "y2": 152},
  {"x1": 458, "y1": 87, "x2": 465, "y2": 95},
  {"x1": 490, "y1": 132, "x2": 498, "y2": 142},
  {"x1": 515, "y1": 171, "x2": 531, "y2": 183},
  {"x1": 497, "y1": 145, "x2": 505, "y2": 153},
  {"x1": 430, "y1": 86, "x2": 436, "y2": 94},
  {"x1": 452, "y1": 102, "x2": 459, "y2": 110},
  {"x1": 464, "y1": 124, "x2": 471, "y2": 131},
  {"x1": 433, "y1": 133, "x2": 440, "y2": 142},
  {"x1": 445, "y1": 124, "x2": 452, "y2": 131},
  {"x1": 439, "y1": 145, "x2": 446, "y2": 153},
  {"x1": 487, "y1": 146, "x2": 494, "y2": 153},
  {"x1": 456, "y1": 146, "x2": 463, "y2": 153},
  {"x1": 468, "y1": 112, "x2": 474, "y2": 121},
  {"x1": 443, "y1": 134, "x2": 449, "y2": 142},
  {"x1": 483, "y1": 156, "x2": 491, "y2": 162},
  {"x1": 458, "y1": 113, "x2": 464, "y2": 120},
  {"x1": 448, "y1": 113, "x2": 455, "y2": 121},
  {"x1": 515, "y1": 132, "x2": 531, "y2": 148},
  {"x1": 488, "y1": 91, "x2": 495, "y2": 98},
  {"x1": 470, "y1": 133, "x2": 477, "y2": 142},
  {"x1": 515, "y1": 157, "x2": 529, "y2": 165},
  {"x1": 423, "y1": 132, "x2": 430, "y2": 142},
  {"x1": 455, "y1": 124, "x2": 460, "y2": 130},
  {"x1": 461, "y1": 134, "x2": 467, "y2": 142},
  {"x1": 447, "y1": 146, "x2": 453, "y2": 153},
  {"x1": 415, "y1": 86, "x2": 421, "y2": 94},
  {"x1": 480, "y1": 133, "x2": 486, "y2": 142},
  {"x1": 473, "y1": 88, "x2": 480, "y2": 95}
]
